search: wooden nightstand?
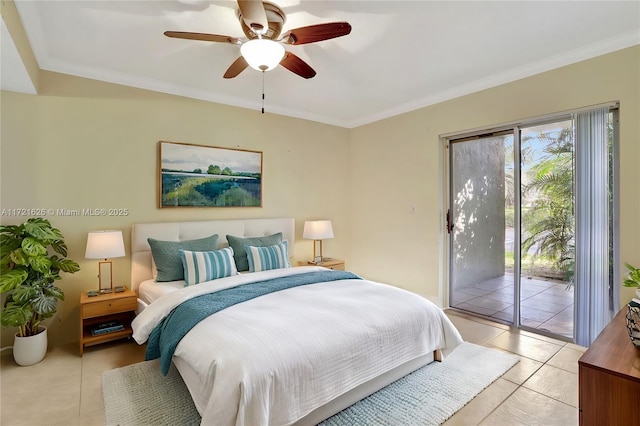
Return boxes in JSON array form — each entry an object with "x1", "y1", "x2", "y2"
[
  {"x1": 79, "y1": 288, "x2": 137, "y2": 355},
  {"x1": 303, "y1": 259, "x2": 345, "y2": 270}
]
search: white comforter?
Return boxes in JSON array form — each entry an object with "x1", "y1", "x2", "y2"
[{"x1": 132, "y1": 266, "x2": 463, "y2": 426}]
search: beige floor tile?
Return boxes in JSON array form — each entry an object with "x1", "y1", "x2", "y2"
[
  {"x1": 522, "y1": 364, "x2": 578, "y2": 407},
  {"x1": 564, "y1": 342, "x2": 587, "y2": 353},
  {"x1": 518, "y1": 328, "x2": 570, "y2": 346},
  {"x1": 80, "y1": 375, "x2": 105, "y2": 416},
  {"x1": 1, "y1": 345, "x2": 82, "y2": 426},
  {"x1": 487, "y1": 331, "x2": 563, "y2": 363},
  {"x1": 51, "y1": 409, "x2": 104, "y2": 426},
  {"x1": 546, "y1": 345, "x2": 584, "y2": 374},
  {"x1": 443, "y1": 378, "x2": 518, "y2": 425},
  {"x1": 446, "y1": 313, "x2": 507, "y2": 345},
  {"x1": 500, "y1": 354, "x2": 544, "y2": 385},
  {"x1": 1, "y1": 381, "x2": 81, "y2": 426},
  {"x1": 81, "y1": 339, "x2": 146, "y2": 375},
  {"x1": 480, "y1": 387, "x2": 578, "y2": 426}
]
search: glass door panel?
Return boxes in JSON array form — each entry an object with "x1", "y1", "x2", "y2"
[
  {"x1": 519, "y1": 120, "x2": 575, "y2": 339},
  {"x1": 449, "y1": 134, "x2": 515, "y2": 324}
]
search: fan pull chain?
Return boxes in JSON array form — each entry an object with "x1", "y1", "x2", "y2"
[{"x1": 261, "y1": 71, "x2": 265, "y2": 114}]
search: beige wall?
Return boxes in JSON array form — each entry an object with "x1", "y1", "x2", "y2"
[
  {"x1": 0, "y1": 72, "x2": 351, "y2": 346},
  {"x1": 2, "y1": 46, "x2": 639, "y2": 349},
  {"x1": 349, "y1": 45, "x2": 640, "y2": 308}
]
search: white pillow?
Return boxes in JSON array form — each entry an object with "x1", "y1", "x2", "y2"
[{"x1": 178, "y1": 247, "x2": 238, "y2": 286}]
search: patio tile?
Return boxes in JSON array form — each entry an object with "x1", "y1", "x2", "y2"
[
  {"x1": 492, "y1": 310, "x2": 514, "y2": 322},
  {"x1": 484, "y1": 291, "x2": 515, "y2": 304},
  {"x1": 451, "y1": 291, "x2": 478, "y2": 304},
  {"x1": 457, "y1": 303, "x2": 499, "y2": 316},
  {"x1": 538, "y1": 316, "x2": 573, "y2": 338},
  {"x1": 454, "y1": 287, "x2": 493, "y2": 297},
  {"x1": 521, "y1": 299, "x2": 567, "y2": 315},
  {"x1": 519, "y1": 306, "x2": 557, "y2": 323},
  {"x1": 526, "y1": 292, "x2": 574, "y2": 308},
  {"x1": 450, "y1": 273, "x2": 575, "y2": 339},
  {"x1": 464, "y1": 297, "x2": 512, "y2": 312},
  {"x1": 475, "y1": 279, "x2": 512, "y2": 291},
  {"x1": 521, "y1": 279, "x2": 558, "y2": 291}
]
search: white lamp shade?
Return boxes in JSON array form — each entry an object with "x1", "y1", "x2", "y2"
[
  {"x1": 85, "y1": 230, "x2": 125, "y2": 259},
  {"x1": 240, "y1": 39, "x2": 285, "y2": 72},
  {"x1": 303, "y1": 220, "x2": 334, "y2": 240}
]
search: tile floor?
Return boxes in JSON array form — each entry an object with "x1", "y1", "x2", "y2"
[
  {"x1": 0, "y1": 311, "x2": 584, "y2": 426},
  {"x1": 451, "y1": 273, "x2": 574, "y2": 339}
]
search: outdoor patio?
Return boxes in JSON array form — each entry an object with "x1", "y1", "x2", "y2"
[{"x1": 451, "y1": 273, "x2": 574, "y2": 339}]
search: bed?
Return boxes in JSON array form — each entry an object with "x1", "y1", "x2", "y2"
[{"x1": 130, "y1": 218, "x2": 463, "y2": 426}]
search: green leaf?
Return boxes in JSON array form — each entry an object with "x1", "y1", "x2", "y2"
[
  {"x1": 0, "y1": 303, "x2": 32, "y2": 328},
  {"x1": 11, "y1": 285, "x2": 39, "y2": 305},
  {"x1": 28, "y1": 256, "x2": 52, "y2": 273},
  {"x1": 0, "y1": 269, "x2": 28, "y2": 293},
  {"x1": 23, "y1": 219, "x2": 62, "y2": 241},
  {"x1": 9, "y1": 249, "x2": 29, "y2": 266},
  {"x1": 52, "y1": 257, "x2": 80, "y2": 274},
  {"x1": 50, "y1": 240, "x2": 68, "y2": 257},
  {"x1": 43, "y1": 284, "x2": 64, "y2": 300},
  {"x1": 0, "y1": 235, "x2": 21, "y2": 257},
  {"x1": 31, "y1": 293, "x2": 59, "y2": 315},
  {"x1": 21, "y1": 237, "x2": 48, "y2": 256}
]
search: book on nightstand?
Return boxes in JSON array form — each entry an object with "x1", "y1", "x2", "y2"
[{"x1": 91, "y1": 320, "x2": 125, "y2": 336}]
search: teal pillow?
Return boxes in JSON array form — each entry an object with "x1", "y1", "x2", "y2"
[
  {"x1": 226, "y1": 233, "x2": 283, "y2": 272},
  {"x1": 179, "y1": 247, "x2": 237, "y2": 286},
  {"x1": 148, "y1": 234, "x2": 219, "y2": 282},
  {"x1": 246, "y1": 241, "x2": 291, "y2": 272}
]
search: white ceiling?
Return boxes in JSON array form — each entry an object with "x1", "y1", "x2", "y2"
[{"x1": 4, "y1": 1, "x2": 640, "y2": 128}]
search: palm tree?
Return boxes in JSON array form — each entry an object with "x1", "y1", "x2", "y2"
[{"x1": 521, "y1": 126, "x2": 575, "y2": 277}]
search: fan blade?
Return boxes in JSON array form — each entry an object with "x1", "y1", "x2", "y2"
[
  {"x1": 237, "y1": 0, "x2": 269, "y2": 34},
  {"x1": 223, "y1": 56, "x2": 249, "y2": 79},
  {"x1": 281, "y1": 22, "x2": 351, "y2": 45},
  {"x1": 164, "y1": 31, "x2": 241, "y2": 45},
  {"x1": 280, "y1": 52, "x2": 316, "y2": 79}
]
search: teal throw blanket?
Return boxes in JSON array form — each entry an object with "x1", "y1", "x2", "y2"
[{"x1": 146, "y1": 270, "x2": 361, "y2": 375}]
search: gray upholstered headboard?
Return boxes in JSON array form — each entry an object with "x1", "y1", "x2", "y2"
[{"x1": 130, "y1": 218, "x2": 295, "y2": 292}]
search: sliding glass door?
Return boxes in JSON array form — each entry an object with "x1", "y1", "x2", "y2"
[
  {"x1": 449, "y1": 120, "x2": 578, "y2": 340},
  {"x1": 448, "y1": 109, "x2": 618, "y2": 342}
]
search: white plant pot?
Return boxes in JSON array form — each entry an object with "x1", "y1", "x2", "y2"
[
  {"x1": 13, "y1": 326, "x2": 48, "y2": 366},
  {"x1": 636, "y1": 288, "x2": 640, "y2": 300}
]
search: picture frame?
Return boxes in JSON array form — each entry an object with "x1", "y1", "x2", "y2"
[{"x1": 158, "y1": 141, "x2": 263, "y2": 208}]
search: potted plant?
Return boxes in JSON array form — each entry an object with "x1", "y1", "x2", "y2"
[
  {"x1": 0, "y1": 218, "x2": 80, "y2": 365},
  {"x1": 623, "y1": 262, "x2": 640, "y2": 299}
]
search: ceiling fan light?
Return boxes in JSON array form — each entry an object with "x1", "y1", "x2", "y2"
[{"x1": 240, "y1": 39, "x2": 285, "y2": 72}]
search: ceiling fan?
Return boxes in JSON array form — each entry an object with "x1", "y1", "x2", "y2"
[{"x1": 164, "y1": 0, "x2": 352, "y2": 79}]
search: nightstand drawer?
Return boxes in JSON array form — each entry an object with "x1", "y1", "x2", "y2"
[{"x1": 82, "y1": 297, "x2": 137, "y2": 319}]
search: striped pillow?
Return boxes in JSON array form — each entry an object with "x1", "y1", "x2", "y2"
[
  {"x1": 246, "y1": 241, "x2": 291, "y2": 272},
  {"x1": 178, "y1": 247, "x2": 238, "y2": 286}
]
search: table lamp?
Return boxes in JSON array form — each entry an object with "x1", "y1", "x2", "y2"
[
  {"x1": 85, "y1": 230, "x2": 125, "y2": 293},
  {"x1": 303, "y1": 220, "x2": 334, "y2": 264}
]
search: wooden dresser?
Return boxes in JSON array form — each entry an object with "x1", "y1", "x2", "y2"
[{"x1": 578, "y1": 307, "x2": 640, "y2": 425}]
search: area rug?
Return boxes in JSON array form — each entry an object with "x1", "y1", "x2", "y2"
[{"x1": 102, "y1": 342, "x2": 518, "y2": 426}]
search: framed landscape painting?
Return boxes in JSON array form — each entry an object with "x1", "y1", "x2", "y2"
[{"x1": 158, "y1": 141, "x2": 263, "y2": 208}]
